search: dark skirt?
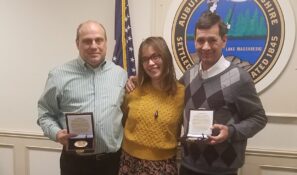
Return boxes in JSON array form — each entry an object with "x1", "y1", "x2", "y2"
[{"x1": 118, "y1": 151, "x2": 178, "y2": 175}]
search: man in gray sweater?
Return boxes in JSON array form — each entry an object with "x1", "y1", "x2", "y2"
[{"x1": 179, "y1": 11, "x2": 267, "y2": 175}]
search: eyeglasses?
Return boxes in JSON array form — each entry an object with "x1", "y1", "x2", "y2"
[{"x1": 142, "y1": 54, "x2": 161, "y2": 65}]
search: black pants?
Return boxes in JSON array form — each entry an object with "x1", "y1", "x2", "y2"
[
  {"x1": 179, "y1": 165, "x2": 237, "y2": 175},
  {"x1": 60, "y1": 149, "x2": 121, "y2": 175}
]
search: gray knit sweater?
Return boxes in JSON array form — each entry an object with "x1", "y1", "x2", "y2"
[{"x1": 180, "y1": 63, "x2": 267, "y2": 174}]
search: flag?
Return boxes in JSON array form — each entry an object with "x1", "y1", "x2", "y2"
[{"x1": 112, "y1": 0, "x2": 136, "y2": 77}]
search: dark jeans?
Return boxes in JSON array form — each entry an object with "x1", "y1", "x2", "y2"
[
  {"x1": 179, "y1": 165, "x2": 237, "y2": 175},
  {"x1": 60, "y1": 149, "x2": 121, "y2": 175}
]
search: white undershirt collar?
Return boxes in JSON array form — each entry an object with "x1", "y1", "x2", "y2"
[{"x1": 199, "y1": 55, "x2": 231, "y2": 79}]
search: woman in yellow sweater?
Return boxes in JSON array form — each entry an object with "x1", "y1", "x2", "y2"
[{"x1": 118, "y1": 37, "x2": 185, "y2": 175}]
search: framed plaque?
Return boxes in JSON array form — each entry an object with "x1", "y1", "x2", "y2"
[
  {"x1": 65, "y1": 112, "x2": 95, "y2": 153},
  {"x1": 187, "y1": 109, "x2": 213, "y2": 140}
]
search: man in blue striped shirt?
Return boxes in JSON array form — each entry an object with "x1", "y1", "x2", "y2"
[{"x1": 38, "y1": 20, "x2": 127, "y2": 175}]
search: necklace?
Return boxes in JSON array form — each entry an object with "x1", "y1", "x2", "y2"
[
  {"x1": 154, "y1": 110, "x2": 158, "y2": 119},
  {"x1": 150, "y1": 85, "x2": 162, "y2": 120}
]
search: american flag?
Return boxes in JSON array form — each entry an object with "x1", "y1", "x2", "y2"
[{"x1": 112, "y1": 0, "x2": 136, "y2": 77}]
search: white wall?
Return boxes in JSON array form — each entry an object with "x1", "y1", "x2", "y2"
[
  {"x1": 245, "y1": 0, "x2": 297, "y2": 152},
  {"x1": 0, "y1": 0, "x2": 154, "y2": 134},
  {"x1": 0, "y1": 0, "x2": 297, "y2": 175}
]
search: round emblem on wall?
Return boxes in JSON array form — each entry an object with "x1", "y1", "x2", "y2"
[{"x1": 164, "y1": 0, "x2": 295, "y2": 92}]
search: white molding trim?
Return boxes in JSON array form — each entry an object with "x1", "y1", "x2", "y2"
[
  {"x1": 260, "y1": 165, "x2": 297, "y2": 172},
  {"x1": 0, "y1": 143, "x2": 14, "y2": 148},
  {"x1": 2, "y1": 114, "x2": 297, "y2": 139},
  {"x1": 26, "y1": 145, "x2": 62, "y2": 152},
  {"x1": 2, "y1": 130, "x2": 297, "y2": 154},
  {"x1": 266, "y1": 112, "x2": 297, "y2": 118},
  {"x1": 0, "y1": 130, "x2": 47, "y2": 140},
  {"x1": 246, "y1": 148, "x2": 297, "y2": 158},
  {"x1": 1, "y1": 130, "x2": 297, "y2": 175}
]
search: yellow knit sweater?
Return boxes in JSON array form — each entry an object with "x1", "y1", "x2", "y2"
[{"x1": 122, "y1": 82, "x2": 185, "y2": 160}]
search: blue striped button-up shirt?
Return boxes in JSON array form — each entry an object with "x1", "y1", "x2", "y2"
[{"x1": 38, "y1": 58, "x2": 127, "y2": 153}]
